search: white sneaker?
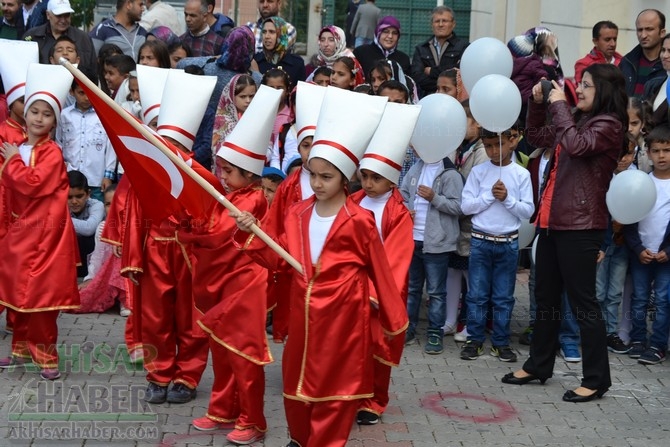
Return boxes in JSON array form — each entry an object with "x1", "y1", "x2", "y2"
[
  {"x1": 120, "y1": 305, "x2": 131, "y2": 317},
  {"x1": 442, "y1": 323, "x2": 456, "y2": 336},
  {"x1": 454, "y1": 327, "x2": 469, "y2": 342}
]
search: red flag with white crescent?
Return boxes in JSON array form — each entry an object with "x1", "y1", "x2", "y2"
[{"x1": 75, "y1": 78, "x2": 224, "y2": 222}]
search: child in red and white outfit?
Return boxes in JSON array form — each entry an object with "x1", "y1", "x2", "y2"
[
  {"x1": 235, "y1": 88, "x2": 408, "y2": 447},
  {"x1": 351, "y1": 101, "x2": 419, "y2": 424},
  {"x1": 0, "y1": 63, "x2": 79, "y2": 380},
  {"x1": 187, "y1": 85, "x2": 283, "y2": 446}
]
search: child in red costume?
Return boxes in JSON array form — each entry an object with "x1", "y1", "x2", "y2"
[
  {"x1": 235, "y1": 88, "x2": 408, "y2": 447},
  {"x1": 0, "y1": 63, "x2": 79, "y2": 381},
  {"x1": 350, "y1": 102, "x2": 419, "y2": 425},
  {"x1": 187, "y1": 85, "x2": 283, "y2": 446}
]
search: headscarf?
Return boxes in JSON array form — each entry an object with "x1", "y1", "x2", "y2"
[
  {"x1": 262, "y1": 16, "x2": 292, "y2": 65},
  {"x1": 216, "y1": 26, "x2": 255, "y2": 72},
  {"x1": 148, "y1": 26, "x2": 180, "y2": 46},
  {"x1": 212, "y1": 74, "x2": 247, "y2": 157},
  {"x1": 526, "y1": 26, "x2": 564, "y2": 87},
  {"x1": 374, "y1": 16, "x2": 401, "y2": 58},
  {"x1": 316, "y1": 25, "x2": 354, "y2": 66}
]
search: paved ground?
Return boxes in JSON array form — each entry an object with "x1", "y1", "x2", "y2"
[{"x1": 1, "y1": 269, "x2": 669, "y2": 447}]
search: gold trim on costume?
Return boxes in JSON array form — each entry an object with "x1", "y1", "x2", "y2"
[
  {"x1": 99, "y1": 237, "x2": 122, "y2": 246},
  {"x1": 296, "y1": 260, "x2": 320, "y2": 397},
  {"x1": 242, "y1": 233, "x2": 256, "y2": 250},
  {"x1": 197, "y1": 321, "x2": 274, "y2": 365},
  {"x1": 373, "y1": 355, "x2": 398, "y2": 367},
  {"x1": 383, "y1": 320, "x2": 409, "y2": 337},
  {"x1": 0, "y1": 301, "x2": 79, "y2": 312},
  {"x1": 205, "y1": 413, "x2": 236, "y2": 423},
  {"x1": 120, "y1": 266, "x2": 144, "y2": 274},
  {"x1": 285, "y1": 391, "x2": 374, "y2": 403}
]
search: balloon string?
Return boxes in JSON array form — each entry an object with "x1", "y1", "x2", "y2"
[{"x1": 499, "y1": 133, "x2": 503, "y2": 179}]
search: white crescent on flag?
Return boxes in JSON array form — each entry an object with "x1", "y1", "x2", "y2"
[{"x1": 119, "y1": 135, "x2": 184, "y2": 198}]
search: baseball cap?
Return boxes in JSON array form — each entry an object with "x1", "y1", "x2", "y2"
[{"x1": 48, "y1": 0, "x2": 75, "y2": 16}]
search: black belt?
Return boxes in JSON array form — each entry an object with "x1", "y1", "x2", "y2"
[{"x1": 471, "y1": 230, "x2": 519, "y2": 243}]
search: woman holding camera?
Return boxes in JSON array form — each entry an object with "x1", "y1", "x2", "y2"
[{"x1": 502, "y1": 64, "x2": 628, "y2": 402}]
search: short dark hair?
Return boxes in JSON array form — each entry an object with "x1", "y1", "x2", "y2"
[
  {"x1": 71, "y1": 66, "x2": 98, "y2": 90},
  {"x1": 312, "y1": 66, "x2": 332, "y2": 78},
  {"x1": 645, "y1": 123, "x2": 670, "y2": 147},
  {"x1": 377, "y1": 79, "x2": 409, "y2": 103},
  {"x1": 592, "y1": 21, "x2": 618, "y2": 39},
  {"x1": 48, "y1": 35, "x2": 78, "y2": 59},
  {"x1": 104, "y1": 54, "x2": 136, "y2": 75},
  {"x1": 637, "y1": 9, "x2": 666, "y2": 30},
  {"x1": 262, "y1": 173, "x2": 284, "y2": 183},
  {"x1": 68, "y1": 170, "x2": 89, "y2": 190},
  {"x1": 480, "y1": 120, "x2": 521, "y2": 139}
]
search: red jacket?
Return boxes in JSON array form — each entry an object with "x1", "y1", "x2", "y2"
[
  {"x1": 526, "y1": 100, "x2": 621, "y2": 231},
  {"x1": 574, "y1": 47, "x2": 622, "y2": 83}
]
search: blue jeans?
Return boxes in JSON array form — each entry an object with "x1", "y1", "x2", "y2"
[
  {"x1": 406, "y1": 241, "x2": 449, "y2": 335},
  {"x1": 596, "y1": 244, "x2": 629, "y2": 334},
  {"x1": 629, "y1": 256, "x2": 670, "y2": 351},
  {"x1": 466, "y1": 237, "x2": 518, "y2": 346}
]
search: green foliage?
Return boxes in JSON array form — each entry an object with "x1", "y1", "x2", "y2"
[{"x1": 69, "y1": 0, "x2": 97, "y2": 29}]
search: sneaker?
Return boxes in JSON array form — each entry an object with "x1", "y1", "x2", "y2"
[
  {"x1": 192, "y1": 416, "x2": 235, "y2": 431},
  {"x1": 40, "y1": 368, "x2": 61, "y2": 380},
  {"x1": 424, "y1": 333, "x2": 444, "y2": 355},
  {"x1": 0, "y1": 356, "x2": 32, "y2": 369},
  {"x1": 167, "y1": 383, "x2": 197, "y2": 403},
  {"x1": 607, "y1": 333, "x2": 630, "y2": 354},
  {"x1": 144, "y1": 382, "x2": 168, "y2": 404},
  {"x1": 119, "y1": 305, "x2": 131, "y2": 317},
  {"x1": 404, "y1": 330, "x2": 416, "y2": 345},
  {"x1": 442, "y1": 323, "x2": 456, "y2": 336},
  {"x1": 356, "y1": 410, "x2": 380, "y2": 425},
  {"x1": 638, "y1": 346, "x2": 666, "y2": 365},
  {"x1": 454, "y1": 327, "x2": 469, "y2": 342},
  {"x1": 460, "y1": 340, "x2": 483, "y2": 360},
  {"x1": 226, "y1": 427, "x2": 265, "y2": 445},
  {"x1": 560, "y1": 344, "x2": 582, "y2": 362},
  {"x1": 518, "y1": 326, "x2": 533, "y2": 345},
  {"x1": 491, "y1": 345, "x2": 517, "y2": 362},
  {"x1": 286, "y1": 442, "x2": 299, "y2": 447},
  {"x1": 628, "y1": 341, "x2": 646, "y2": 359}
]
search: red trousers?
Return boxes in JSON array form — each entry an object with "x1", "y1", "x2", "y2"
[
  {"x1": 284, "y1": 398, "x2": 358, "y2": 447},
  {"x1": 359, "y1": 360, "x2": 392, "y2": 415},
  {"x1": 206, "y1": 340, "x2": 267, "y2": 431},
  {"x1": 11, "y1": 310, "x2": 59, "y2": 368},
  {"x1": 140, "y1": 239, "x2": 208, "y2": 387}
]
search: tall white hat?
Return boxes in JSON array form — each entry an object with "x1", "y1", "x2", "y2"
[
  {"x1": 309, "y1": 87, "x2": 387, "y2": 179},
  {"x1": 0, "y1": 40, "x2": 39, "y2": 107},
  {"x1": 136, "y1": 65, "x2": 174, "y2": 125},
  {"x1": 294, "y1": 81, "x2": 327, "y2": 144},
  {"x1": 157, "y1": 70, "x2": 217, "y2": 150},
  {"x1": 24, "y1": 63, "x2": 73, "y2": 123},
  {"x1": 360, "y1": 102, "x2": 422, "y2": 185},
  {"x1": 216, "y1": 84, "x2": 281, "y2": 176}
]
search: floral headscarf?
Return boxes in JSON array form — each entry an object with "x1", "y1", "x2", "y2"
[
  {"x1": 262, "y1": 16, "x2": 293, "y2": 65},
  {"x1": 212, "y1": 74, "x2": 252, "y2": 160},
  {"x1": 316, "y1": 25, "x2": 354, "y2": 66},
  {"x1": 216, "y1": 26, "x2": 255, "y2": 72}
]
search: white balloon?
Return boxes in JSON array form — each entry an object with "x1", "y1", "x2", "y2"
[
  {"x1": 531, "y1": 235, "x2": 538, "y2": 264},
  {"x1": 460, "y1": 37, "x2": 513, "y2": 93},
  {"x1": 410, "y1": 94, "x2": 467, "y2": 163},
  {"x1": 518, "y1": 219, "x2": 536, "y2": 249},
  {"x1": 606, "y1": 170, "x2": 657, "y2": 224},
  {"x1": 469, "y1": 74, "x2": 522, "y2": 133}
]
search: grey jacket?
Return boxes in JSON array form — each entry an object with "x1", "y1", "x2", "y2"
[{"x1": 400, "y1": 158, "x2": 463, "y2": 253}]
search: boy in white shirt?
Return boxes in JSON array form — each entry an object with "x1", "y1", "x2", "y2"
[
  {"x1": 57, "y1": 69, "x2": 116, "y2": 201},
  {"x1": 624, "y1": 124, "x2": 670, "y2": 365},
  {"x1": 460, "y1": 125, "x2": 534, "y2": 362}
]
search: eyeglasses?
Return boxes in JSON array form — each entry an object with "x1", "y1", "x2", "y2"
[
  {"x1": 577, "y1": 81, "x2": 594, "y2": 89},
  {"x1": 381, "y1": 29, "x2": 399, "y2": 36}
]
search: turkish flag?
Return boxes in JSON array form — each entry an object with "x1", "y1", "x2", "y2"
[{"x1": 74, "y1": 77, "x2": 224, "y2": 222}]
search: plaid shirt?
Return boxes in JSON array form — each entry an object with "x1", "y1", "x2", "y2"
[
  {"x1": 180, "y1": 27, "x2": 225, "y2": 57},
  {"x1": 247, "y1": 19, "x2": 296, "y2": 54}
]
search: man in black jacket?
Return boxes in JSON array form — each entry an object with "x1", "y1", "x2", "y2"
[
  {"x1": 411, "y1": 5, "x2": 468, "y2": 98},
  {"x1": 620, "y1": 9, "x2": 666, "y2": 98}
]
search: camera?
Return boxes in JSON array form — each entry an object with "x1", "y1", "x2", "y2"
[{"x1": 540, "y1": 79, "x2": 553, "y2": 103}]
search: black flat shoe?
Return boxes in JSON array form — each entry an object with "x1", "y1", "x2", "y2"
[
  {"x1": 501, "y1": 371, "x2": 547, "y2": 385},
  {"x1": 562, "y1": 388, "x2": 608, "y2": 403}
]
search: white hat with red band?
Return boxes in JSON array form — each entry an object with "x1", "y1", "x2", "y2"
[
  {"x1": 24, "y1": 63, "x2": 73, "y2": 123},
  {"x1": 294, "y1": 81, "x2": 327, "y2": 144},
  {"x1": 216, "y1": 84, "x2": 281, "y2": 176},
  {"x1": 136, "y1": 65, "x2": 176, "y2": 126},
  {"x1": 359, "y1": 102, "x2": 422, "y2": 185},
  {"x1": 157, "y1": 70, "x2": 217, "y2": 151},
  {"x1": 308, "y1": 87, "x2": 387, "y2": 179},
  {"x1": 0, "y1": 40, "x2": 39, "y2": 107}
]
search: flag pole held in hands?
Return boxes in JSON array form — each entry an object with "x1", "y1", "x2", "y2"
[{"x1": 59, "y1": 58, "x2": 303, "y2": 274}]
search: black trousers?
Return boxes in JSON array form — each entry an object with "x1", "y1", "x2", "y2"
[{"x1": 523, "y1": 229, "x2": 612, "y2": 390}]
